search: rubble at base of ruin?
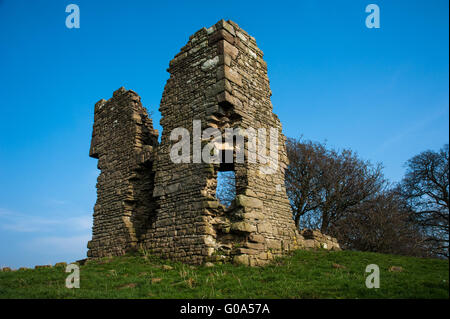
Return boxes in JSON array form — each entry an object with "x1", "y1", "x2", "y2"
[{"x1": 87, "y1": 19, "x2": 340, "y2": 266}]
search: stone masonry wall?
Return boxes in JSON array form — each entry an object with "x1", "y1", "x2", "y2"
[{"x1": 141, "y1": 20, "x2": 302, "y2": 266}]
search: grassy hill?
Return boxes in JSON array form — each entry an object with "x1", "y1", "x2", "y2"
[{"x1": 0, "y1": 250, "x2": 448, "y2": 298}]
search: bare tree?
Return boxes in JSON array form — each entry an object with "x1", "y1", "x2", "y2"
[
  {"x1": 285, "y1": 138, "x2": 385, "y2": 233},
  {"x1": 285, "y1": 139, "x2": 325, "y2": 229},
  {"x1": 332, "y1": 190, "x2": 428, "y2": 257},
  {"x1": 399, "y1": 144, "x2": 449, "y2": 258},
  {"x1": 318, "y1": 148, "x2": 385, "y2": 233},
  {"x1": 284, "y1": 138, "x2": 448, "y2": 257}
]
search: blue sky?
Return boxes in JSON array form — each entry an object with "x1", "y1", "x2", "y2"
[{"x1": 0, "y1": 0, "x2": 448, "y2": 268}]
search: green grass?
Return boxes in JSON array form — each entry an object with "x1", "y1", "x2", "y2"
[{"x1": 0, "y1": 250, "x2": 448, "y2": 298}]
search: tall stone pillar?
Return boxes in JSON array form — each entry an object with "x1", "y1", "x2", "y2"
[
  {"x1": 142, "y1": 20, "x2": 300, "y2": 265},
  {"x1": 88, "y1": 88, "x2": 159, "y2": 258}
]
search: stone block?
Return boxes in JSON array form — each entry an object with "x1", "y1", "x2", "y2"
[
  {"x1": 223, "y1": 66, "x2": 243, "y2": 86},
  {"x1": 230, "y1": 221, "x2": 256, "y2": 233},
  {"x1": 217, "y1": 40, "x2": 239, "y2": 60},
  {"x1": 235, "y1": 195, "x2": 263, "y2": 208},
  {"x1": 248, "y1": 233, "x2": 265, "y2": 243},
  {"x1": 208, "y1": 29, "x2": 235, "y2": 45},
  {"x1": 233, "y1": 255, "x2": 249, "y2": 266},
  {"x1": 257, "y1": 222, "x2": 272, "y2": 234}
]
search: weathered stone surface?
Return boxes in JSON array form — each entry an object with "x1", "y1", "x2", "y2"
[
  {"x1": 389, "y1": 266, "x2": 403, "y2": 272},
  {"x1": 244, "y1": 242, "x2": 265, "y2": 250},
  {"x1": 299, "y1": 229, "x2": 340, "y2": 251},
  {"x1": 35, "y1": 265, "x2": 52, "y2": 269},
  {"x1": 217, "y1": 40, "x2": 239, "y2": 60},
  {"x1": 235, "y1": 195, "x2": 263, "y2": 208},
  {"x1": 266, "y1": 239, "x2": 282, "y2": 250},
  {"x1": 230, "y1": 221, "x2": 257, "y2": 233},
  {"x1": 208, "y1": 29, "x2": 235, "y2": 45},
  {"x1": 201, "y1": 56, "x2": 220, "y2": 71},
  {"x1": 257, "y1": 222, "x2": 273, "y2": 234},
  {"x1": 248, "y1": 233, "x2": 265, "y2": 243},
  {"x1": 233, "y1": 254, "x2": 249, "y2": 266},
  {"x1": 220, "y1": 66, "x2": 242, "y2": 86}
]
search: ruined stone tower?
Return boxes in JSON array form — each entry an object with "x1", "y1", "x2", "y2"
[
  {"x1": 88, "y1": 89, "x2": 159, "y2": 257},
  {"x1": 87, "y1": 20, "x2": 339, "y2": 265}
]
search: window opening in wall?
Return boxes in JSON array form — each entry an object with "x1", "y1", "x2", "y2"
[{"x1": 216, "y1": 170, "x2": 236, "y2": 207}]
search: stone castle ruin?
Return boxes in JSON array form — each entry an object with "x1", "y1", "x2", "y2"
[{"x1": 88, "y1": 20, "x2": 340, "y2": 266}]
